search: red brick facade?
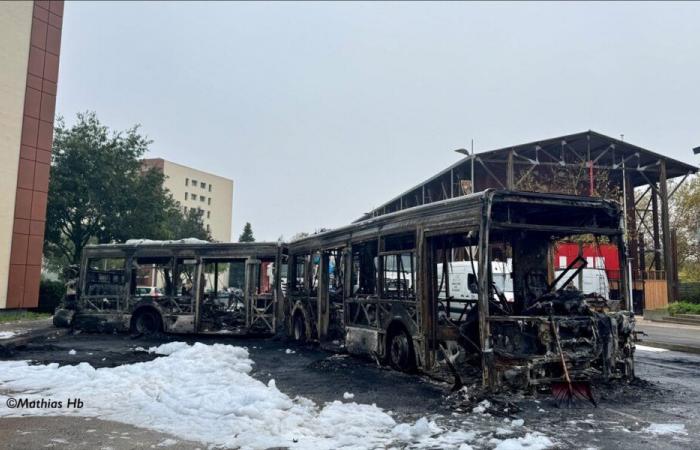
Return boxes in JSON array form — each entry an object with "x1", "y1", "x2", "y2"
[{"x1": 7, "y1": 1, "x2": 63, "y2": 308}]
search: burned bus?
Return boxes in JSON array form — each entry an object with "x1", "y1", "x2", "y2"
[
  {"x1": 54, "y1": 240, "x2": 286, "y2": 336},
  {"x1": 285, "y1": 190, "x2": 635, "y2": 391}
]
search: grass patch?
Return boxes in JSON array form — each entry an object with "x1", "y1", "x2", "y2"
[
  {"x1": 668, "y1": 302, "x2": 700, "y2": 316},
  {"x1": 0, "y1": 311, "x2": 51, "y2": 324}
]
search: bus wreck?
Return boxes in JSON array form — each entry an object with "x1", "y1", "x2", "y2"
[
  {"x1": 286, "y1": 190, "x2": 635, "y2": 391},
  {"x1": 55, "y1": 240, "x2": 285, "y2": 336}
]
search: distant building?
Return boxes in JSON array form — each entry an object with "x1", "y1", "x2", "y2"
[
  {"x1": 141, "y1": 158, "x2": 233, "y2": 242},
  {"x1": 0, "y1": 1, "x2": 64, "y2": 309}
]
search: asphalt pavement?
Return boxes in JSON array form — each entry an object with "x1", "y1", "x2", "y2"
[
  {"x1": 0, "y1": 318, "x2": 699, "y2": 449},
  {"x1": 636, "y1": 316, "x2": 700, "y2": 353}
]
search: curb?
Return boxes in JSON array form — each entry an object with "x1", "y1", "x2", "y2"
[
  {"x1": 0, "y1": 327, "x2": 69, "y2": 355},
  {"x1": 638, "y1": 340, "x2": 700, "y2": 355}
]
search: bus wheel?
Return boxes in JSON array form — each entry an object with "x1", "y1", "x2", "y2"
[
  {"x1": 132, "y1": 309, "x2": 162, "y2": 335},
  {"x1": 388, "y1": 328, "x2": 416, "y2": 372},
  {"x1": 292, "y1": 313, "x2": 306, "y2": 342}
]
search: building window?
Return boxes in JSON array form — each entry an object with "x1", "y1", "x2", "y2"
[
  {"x1": 206, "y1": 224, "x2": 210, "y2": 232},
  {"x1": 192, "y1": 192, "x2": 197, "y2": 199},
  {"x1": 208, "y1": 184, "x2": 212, "y2": 192},
  {"x1": 200, "y1": 181, "x2": 206, "y2": 189},
  {"x1": 184, "y1": 206, "x2": 188, "y2": 213},
  {"x1": 192, "y1": 179, "x2": 197, "y2": 186},
  {"x1": 200, "y1": 195, "x2": 205, "y2": 202},
  {"x1": 207, "y1": 211, "x2": 210, "y2": 219},
  {"x1": 184, "y1": 192, "x2": 188, "y2": 200},
  {"x1": 207, "y1": 197, "x2": 211, "y2": 205},
  {"x1": 185, "y1": 178, "x2": 189, "y2": 186}
]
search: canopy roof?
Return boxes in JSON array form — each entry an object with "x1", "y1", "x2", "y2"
[{"x1": 356, "y1": 130, "x2": 697, "y2": 222}]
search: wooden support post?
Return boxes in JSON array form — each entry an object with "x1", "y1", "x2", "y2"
[
  {"x1": 659, "y1": 160, "x2": 675, "y2": 304},
  {"x1": 651, "y1": 186, "x2": 661, "y2": 271}
]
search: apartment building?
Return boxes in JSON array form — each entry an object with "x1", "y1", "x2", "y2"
[
  {"x1": 1, "y1": 1, "x2": 64, "y2": 309},
  {"x1": 142, "y1": 158, "x2": 233, "y2": 242}
]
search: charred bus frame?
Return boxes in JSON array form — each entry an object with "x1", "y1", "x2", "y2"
[
  {"x1": 58, "y1": 241, "x2": 286, "y2": 336},
  {"x1": 286, "y1": 190, "x2": 635, "y2": 390}
]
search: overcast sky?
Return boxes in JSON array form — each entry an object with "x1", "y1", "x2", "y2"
[{"x1": 56, "y1": 1, "x2": 700, "y2": 242}]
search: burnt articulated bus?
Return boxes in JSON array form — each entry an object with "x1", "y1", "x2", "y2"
[
  {"x1": 55, "y1": 240, "x2": 286, "y2": 336},
  {"x1": 286, "y1": 190, "x2": 635, "y2": 391}
]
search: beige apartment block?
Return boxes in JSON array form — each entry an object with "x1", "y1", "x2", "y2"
[
  {"x1": 142, "y1": 158, "x2": 233, "y2": 242},
  {"x1": 1, "y1": 1, "x2": 63, "y2": 309}
]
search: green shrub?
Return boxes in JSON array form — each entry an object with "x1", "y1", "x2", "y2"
[
  {"x1": 668, "y1": 301, "x2": 700, "y2": 316},
  {"x1": 0, "y1": 311, "x2": 51, "y2": 323},
  {"x1": 37, "y1": 279, "x2": 66, "y2": 313}
]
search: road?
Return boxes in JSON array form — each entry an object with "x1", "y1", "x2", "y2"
[
  {"x1": 636, "y1": 317, "x2": 700, "y2": 353},
  {"x1": 0, "y1": 332, "x2": 698, "y2": 449}
]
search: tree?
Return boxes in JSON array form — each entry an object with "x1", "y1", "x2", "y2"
[
  {"x1": 45, "y1": 112, "x2": 210, "y2": 267},
  {"x1": 670, "y1": 175, "x2": 700, "y2": 281},
  {"x1": 635, "y1": 174, "x2": 700, "y2": 282},
  {"x1": 238, "y1": 222, "x2": 255, "y2": 242}
]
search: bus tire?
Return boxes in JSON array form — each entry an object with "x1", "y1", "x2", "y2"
[
  {"x1": 292, "y1": 313, "x2": 306, "y2": 342},
  {"x1": 387, "y1": 327, "x2": 416, "y2": 373},
  {"x1": 131, "y1": 309, "x2": 162, "y2": 335}
]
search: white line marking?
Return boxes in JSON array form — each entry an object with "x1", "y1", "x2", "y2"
[{"x1": 636, "y1": 344, "x2": 668, "y2": 352}]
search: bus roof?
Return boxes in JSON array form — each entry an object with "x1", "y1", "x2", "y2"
[{"x1": 289, "y1": 189, "x2": 620, "y2": 252}]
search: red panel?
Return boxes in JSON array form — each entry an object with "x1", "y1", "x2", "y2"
[
  {"x1": 49, "y1": 1, "x2": 64, "y2": 16},
  {"x1": 31, "y1": 18, "x2": 47, "y2": 49},
  {"x1": 21, "y1": 116, "x2": 39, "y2": 147},
  {"x1": 27, "y1": 235, "x2": 44, "y2": 266},
  {"x1": 36, "y1": 149, "x2": 51, "y2": 164},
  {"x1": 14, "y1": 188, "x2": 33, "y2": 220},
  {"x1": 43, "y1": 52, "x2": 59, "y2": 83},
  {"x1": 33, "y1": 162, "x2": 50, "y2": 192},
  {"x1": 46, "y1": 25, "x2": 61, "y2": 56},
  {"x1": 33, "y1": 4, "x2": 49, "y2": 23},
  {"x1": 13, "y1": 218, "x2": 31, "y2": 235},
  {"x1": 23, "y1": 265, "x2": 42, "y2": 308},
  {"x1": 48, "y1": 12, "x2": 62, "y2": 28},
  {"x1": 24, "y1": 87, "x2": 41, "y2": 119},
  {"x1": 27, "y1": 74, "x2": 42, "y2": 91},
  {"x1": 42, "y1": 79, "x2": 57, "y2": 95},
  {"x1": 37, "y1": 120, "x2": 53, "y2": 150},
  {"x1": 29, "y1": 220, "x2": 45, "y2": 236},
  {"x1": 17, "y1": 158, "x2": 35, "y2": 190},
  {"x1": 20, "y1": 145, "x2": 37, "y2": 161},
  {"x1": 40, "y1": 92, "x2": 56, "y2": 122},
  {"x1": 30, "y1": 190, "x2": 48, "y2": 221},
  {"x1": 6, "y1": 265, "x2": 26, "y2": 309},
  {"x1": 27, "y1": 46, "x2": 45, "y2": 77},
  {"x1": 10, "y1": 233, "x2": 28, "y2": 265}
]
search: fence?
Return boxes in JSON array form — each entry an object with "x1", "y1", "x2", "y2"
[{"x1": 679, "y1": 282, "x2": 700, "y2": 304}]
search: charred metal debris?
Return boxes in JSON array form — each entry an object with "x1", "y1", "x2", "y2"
[{"x1": 57, "y1": 190, "x2": 636, "y2": 394}]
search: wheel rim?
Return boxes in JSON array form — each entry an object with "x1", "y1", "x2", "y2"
[
  {"x1": 390, "y1": 334, "x2": 409, "y2": 368},
  {"x1": 137, "y1": 313, "x2": 157, "y2": 334},
  {"x1": 293, "y1": 316, "x2": 304, "y2": 341}
]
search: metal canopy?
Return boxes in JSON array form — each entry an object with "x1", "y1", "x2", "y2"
[{"x1": 356, "y1": 130, "x2": 697, "y2": 222}]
